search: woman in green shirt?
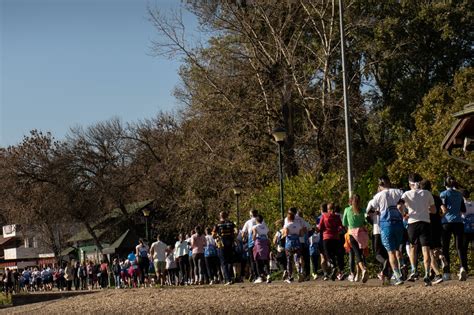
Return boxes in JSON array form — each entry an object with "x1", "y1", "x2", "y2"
[{"x1": 343, "y1": 194, "x2": 369, "y2": 283}]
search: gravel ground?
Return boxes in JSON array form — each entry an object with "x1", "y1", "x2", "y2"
[{"x1": 3, "y1": 279, "x2": 473, "y2": 314}]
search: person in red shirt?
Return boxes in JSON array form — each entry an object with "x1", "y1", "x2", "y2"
[{"x1": 319, "y1": 203, "x2": 345, "y2": 280}]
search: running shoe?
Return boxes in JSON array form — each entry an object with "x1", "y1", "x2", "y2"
[
  {"x1": 312, "y1": 273, "x2": 318, "y2": 280},
  {"x1": 224, "y1": 281, "x2": 232, "y2": 286},
  {"x1": 458, "y1": 268, "x2": 467, "y2": 281},
  {"x1": 323, "y1": 276, "x2": 329, "y2": 281},
  {"x1": 393, "y1": 277, "x2": 404, "y2": 286},
  {"x1": 254, "y1": 277, "x2": 263, "y2": 284},
  {"x1": 407, "y1": 272, "x2": 417, "y2": 282},
  {"x1": 347, "y1": 274, "x2": 355, "y2": 282},
  {"x1": 266, "y1": 278, "x2": 272, "y2": 284},
  {"x1": 400, "y1": 265, "x2": 408, "y2": 281},
  {"x1": 432, "y1": 275, "x2": 443, "y2": 284},
  {"x1": 361, "y1": 269, "x2": 368, "y2": 283},
  {"x1": 423, "y1": 277, "x2": 432, "y2": 287},
  {"x1": 377, "y1": 272, "x2": 383, "y2": 280},
  {"x1": 337, "y1": 273, "x2": 345, "y2": 281},
  {"x1": 284, "y1": 278, "x2": 293, "y2": 284},
  {"x1": 442, "y1": 273, "x2": 451, "y2": 281},
  {"x1": 354, "y1": 273, "x2": 360, "y2": 282}
]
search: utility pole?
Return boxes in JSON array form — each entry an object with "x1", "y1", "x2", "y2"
[{"x1": 339, "y1": 0, "x2": 354, "y2": 197}]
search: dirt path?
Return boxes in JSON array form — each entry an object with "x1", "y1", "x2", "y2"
[{"x1": 3, "y1": 279, "x2": 473, "y2": 314}]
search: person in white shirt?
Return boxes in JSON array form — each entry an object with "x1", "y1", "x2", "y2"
[
  {"x1": 399, "y1": 173, "x2": 436, "y2": 286},
  {"x1": 174, "y1": 233, "x2": 190, "y2": 285},
  {"x1": 371, "y1": 175, "x2": 405, "y2": 285},
  {"x1": 150, "y1": 234, "x2": 168, "y2": 286},
  {"x1": 242, "y1": 209, "x2": 259, "y2": 280},
  {"x1": 252, "y1": 215, "x2": 271, "y2": 283}
]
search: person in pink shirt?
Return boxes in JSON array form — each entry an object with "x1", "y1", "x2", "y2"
[
  {"x1": 191, "y1": 225, "x2": 208, "y2": 284},
  {"x1": 319, "y1": 203, "x2": 345, "y2": 280}
]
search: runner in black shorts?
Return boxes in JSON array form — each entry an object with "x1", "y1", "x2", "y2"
[
  {"x1": 400, "y1": 173, "x2": 436, "y2": 286},
  {"x1": 420, "y1": 180, "x2": 445, "y2": 284}
]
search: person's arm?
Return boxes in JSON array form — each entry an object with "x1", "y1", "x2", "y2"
[
  {"x1": 273, "y1": 232, "x2": 279, "y2": 245},
  {"x1": 150, "y1": 244, "x2": 154, "y2": 258},
  {"x1": 242, "y1": 222, "x2": 248, "y2": 241},
  {"x1": 342, "y1": 209, "x2": 348, "y2": 228},
  {"x1": 252, "y1": 226, "x2": 257, "y2": 241}
]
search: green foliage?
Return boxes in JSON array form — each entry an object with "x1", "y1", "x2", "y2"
[
  {"x1": 388, "y1": 67, "x2": 474, "y2": 192},
  {"x1": 243, "y1": 172, "x2": 346, "y2": 229},
  {"x1": 354, "y1": 159, "x2": 388, "y2": 205}
]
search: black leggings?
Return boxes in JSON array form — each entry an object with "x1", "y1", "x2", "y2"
[
  {"x1": 205, "y1": 256, "x2": 219, "y2": 281},
  {"x1": 324, "y1": 239, "x2": 345, "y2": 271},
  {"x1": 193, "y1": 253, "x2": 207, "y2": 281},
  {"x1": 441, "y1": 223, "x2": 466, "y2": 272},
  {"x1": 256, "y1": 259, "x2": 270, "y2": 278},
  {"x1": 138, "y1": 257, "x2": 149, "y2": 284},
  {"x1": 349, "y1": 235, "x2": 365, "y2": 264},
  {"x1": 177, "y1": 255, "x2": 189, "y2": 284},
  {"x1": 373, "y1": 234, "x2": 389, "y2": 275}
]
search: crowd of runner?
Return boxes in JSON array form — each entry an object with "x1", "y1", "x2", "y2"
[{"x1": 2, "y1": 175, "x2": 473, "y2": 293}]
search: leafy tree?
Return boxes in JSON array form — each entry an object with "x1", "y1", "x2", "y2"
[{"x1": 388, "y1": 67, "x2": 474, "y2": 192}]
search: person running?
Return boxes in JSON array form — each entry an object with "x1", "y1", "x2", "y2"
[
  {"x1": 308, "y1": 227, "x2": 321, "y2": 280},
  {"x1": 213, "y1": 211, "x2": 236, "y2": 285},
  {"x1": 366, "y1": 196, "x2": 389, "y2": 282},
  {"x1": 372, "y1": 175, "x2": 404, "y2": 285},
  {"x1": 273, "y1": 220, "x2": 287, "y2": 278},
  {"x1": 174, "y1": 234, "x2": 190, "y2": 285},
  {"x1": 191, "y1": 225, "x2": 208, "y2": 285},
  {"x1": 316, "y1": 204, "x2": 330, "y2": 280},
  {"x1": 204, "y1": 227, "x2": 219, "y2": 284},
  {"x1": 150, "y1": 234, "x2": 168, "y2": 286},
  {"x1": 342, "y1": 194, "x2": 369, "y2": 283},
  {"x1": 399, "y1": 174, "x2": 435, "y2": 286},
  {"x1": 135, "y1": 239, "x2": 149, "y2": 287},
  {"x1": 461, "y1": 189, "x2": 474, "y2": 274},
  {"x1": 440, "y1": 176, "x2": 467, "y2": 281},
  {"x1": 283, "y1": 209, "x2": 304, "y2": 283},
  {"x1": 319, "y1": 203, "x2": 345, "y2": 281},
  {"x1": 252, "y1": 214, "x2": 271, "y2": 284},
  {"x1": 420, "y1": 179, "x2": 445, "y2": 284},
  {"x1": 242, "y1": 209, "x2": 259, "y2": 281}
]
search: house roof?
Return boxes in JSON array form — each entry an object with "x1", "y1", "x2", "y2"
[
  {"x1": 441, "y1": 103, "x2": 474, "y2": 152},
  {"x1": 102, "y1": 230, "x2": 130, "y2": 254},
  {"x1": 67, "y1": 200, "x2": 153, "y2": 243},
  {"x1": 0, "y1": 237, "x2": 13, "y2": 247}
]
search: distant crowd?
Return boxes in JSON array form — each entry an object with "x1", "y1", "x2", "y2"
[{"x1": 2, "y1": 174, "x2": 473, "y2": 294}]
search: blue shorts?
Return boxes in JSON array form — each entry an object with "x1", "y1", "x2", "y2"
[{"x1": 380, "y1": 224, "x2": 404, "y2": 252}]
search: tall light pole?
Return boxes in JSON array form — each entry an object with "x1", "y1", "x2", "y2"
[
  {"x1": 339, "y1": 0, "x2": 354, "y2": 197},
  {"x1": 233, "y1": 186, "x2": 242, "y2": 227},
  {"x1": 142, "y1": 208, "x2": 151, "y2": 241},
  {"x1": 272, "y1": 127, "x2": 287, "y2": 220}
]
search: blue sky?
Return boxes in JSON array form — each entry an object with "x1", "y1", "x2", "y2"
[{"x1": 0, "y1": 0, "x2": 200, "y2": 147}]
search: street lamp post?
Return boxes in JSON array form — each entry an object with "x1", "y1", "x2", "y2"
[
  {"x1": 272, "y1": 127, "x2": 287, "y2": 220},
  {"x1": 142, "y1": 208, "x2": 151, "y2": 241},
  {"x1": 233, "y1": 186, "x2": 242, "y2": 226}
]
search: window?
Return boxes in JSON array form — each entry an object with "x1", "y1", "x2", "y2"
[
  {"x1": 24, "y1": 238, "x2": 29, "y2": 248},
  {"x1": 33, "y1": 237, "x2": 38, "y2": 248}
]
